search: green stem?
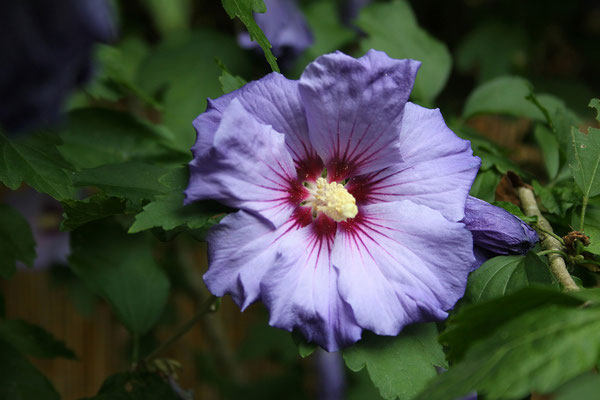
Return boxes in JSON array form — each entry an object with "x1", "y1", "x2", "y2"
[
  {"x1": 580, "y1": 196, "x2": 589, "y2": 232},
  {"x1": 535, "y1": 227, "x2": 565, "y2": 245},
  {"x1": 537, "y1": 249, "x2": 569, "y2": 258},
  {"x1": 573, "y1": 258, "x2": 600, "y2": 266},
  {"x1": 144, "y1": 295, "x2": 218, "y2": 362}
]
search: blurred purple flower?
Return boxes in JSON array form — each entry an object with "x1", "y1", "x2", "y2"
[
  {"x1": 186, "y1": 50, "x2": 481, "y2": 351},
  {"x1": 238, "y1": 0, "x2": 313, "y2": 62},
  {"x1": 0, "y1": 0, "x2": 116, "y2": 133},
  {"x1": 340, "y1": 0, "x2": 372, "y2": 25},
  {"x1": 4, "y1": 188, "x2": 69, "y2": 269},
  {"x1": 462, "y1": 196, "x2": 539, "y2": 268}
]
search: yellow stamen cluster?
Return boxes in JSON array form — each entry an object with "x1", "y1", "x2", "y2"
[{"x1": 306, "y1": 177, "x2": 358, "y2": 222}]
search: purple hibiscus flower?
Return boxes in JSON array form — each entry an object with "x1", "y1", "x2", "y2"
[
  {"x1": 0, "y1": 0, "x2": 116, "y2": 133},
  {"x1": 238, "y1": 0, "x2": 313, "y2": 62},
  {"x1": 463, "y1": 196, "x2": 539, "y2": 268},
  {"x1": 185, "y1": 50, "x2": 482, "y2": 351}
]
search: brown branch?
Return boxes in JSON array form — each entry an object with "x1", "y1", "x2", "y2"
[{"x1": 515, "y1": 185, "x2": 579, "y2": 291}]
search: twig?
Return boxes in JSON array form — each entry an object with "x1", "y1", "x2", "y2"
[
  {"x1": 144, "y1": 295, "x2": 218, "y2": 362},
  {"x1": 536, "y1": 249, "x2": 569, "y2": 258},
  {"x1": 177, "y1": 240, "x2": 248, "y2": 385},
  {"x1": 516, "y1": 185, "x2": 579, "y2": 291}
]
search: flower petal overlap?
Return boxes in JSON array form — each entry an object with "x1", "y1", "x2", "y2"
[{"x1": 188, "y1": 50, "x2": 482, "y2": 351}]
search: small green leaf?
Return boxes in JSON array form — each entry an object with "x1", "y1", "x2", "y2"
[
  {"x1": 220, "y1": 0, "x2": 279, "y2": 72},
  {"x1": 343, "y1": 323, "x2": 446, "y2": 400},
  {"x1": 417, "y1": 304, "x2": 600, "y2": 400},
  {"x1": 534, "y1": 124, "x2": 560, "y2": 179},
  {"x1": 440, "y1": 287, "x2": 581, "y2": 363},
  {"x1": 465, "y1": 253, "x2": 556, "y2": 304},
  {"x1": 0, "y1": 319, "x2": 76, "y2": 359},
  {"x1": 0, "y1": 338, "x2": 60, "y2": 400},
  {"x1": 291, "y1": 331, "x2": 317, "y2": 358},
  {"x1": 463, "y1": 76, "x2": 566, "y2": 120},
  {"x1": 69, "y1": 221, "x2": 169, "y2": 335},
  {"x1": 217, "y1": 60, "x2": 247, "y2": 94},
  {"x1": 356, "y1": 0, "x2": 451, "y2": 105},
  {"x1": 0, "y1": 204, "x2": 36, "y2": 278},
  {"x1": 129, "y1": 192, "x2": 221, "y2": 233},
  {"x1": 82, "y1": 371, "x2": 180, "y2": 400},
  {"x1": 569, "y1": 99, "x2": 600, "y2": 199},
  {"x1": 0, "y1": 132, "x2": 75, "y2": 200},
  {"x1": 61, "y1": 195, "x2": 130, "y2": 231}
]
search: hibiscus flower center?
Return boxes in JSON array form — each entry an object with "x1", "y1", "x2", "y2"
[{"x1": 304, "y1": 177, "x2": 358, "y2": 222}]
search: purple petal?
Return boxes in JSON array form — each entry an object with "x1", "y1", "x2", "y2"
[
  {"x1": 185, "y1": 98, "x2": 299, "y2": 228},
  {"x1": 190, "y1": 73, "x2": 322, "y2": 180},
  {"x1": 298, "y1": 50, "x2": 420, "y2": 180},
  {"x1": 238, "y1": 0, "x2": 313, "y2": 59},
  {"x1": 261, "y1": 218, "x2": 362, "y2": 351},
  {"x1": 204, "y1": 210, "x2": 296, "y2": 309},
  {"x1": 462, "y1": 196, "x2": 539, "y2": 256},
  {"x1": 347, "y1": 102, "x2": 481, "y2": 222},
  {"x1": 332, "y1": 201, "x2": 474, "y2": 335}
]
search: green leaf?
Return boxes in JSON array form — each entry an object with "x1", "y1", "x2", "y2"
[
  {"x1": 58, "y1": 108, "x2": 186, "y2": 170},
  {"x1": 469, "y1": 169, "x2": 501, "y2": 203},
  {"x1": 73, "y1": 161, "x2": 173, "y2": 206},
  {"x1": 0, "y1": 132, "x2": 75, "y2": 200},
  {"x1": 417, "y1": 304, "x2": 600, "y2": 400},
  {"x1": 69, "y1": 221, "x2": 169, "y2": 334},
  {"x1": 532, "y1": 179, "x2": 579, "y2": 216},
  {"x1": 291, "y1": 331, "x2": 317, "y2": 359},
  {"x1": 137, "y1": 30, "x2": 252, "y2": 151},
  {"x1": 464, "y1": 253, "x2": 556, "y2": 304},
  {"x1": 534, "y1": 124, "x2": 560, "y2": 179},
  {"x1": 0, "y1": 293, "x2": 4, "y2": 318},
  {"x1": 356, "y1": 0, "x2": 451, "y2": 105},
  {"x1": 492, "y1": 201, "x2": 538, "y2": 224},
  {"x1": 553, "y1": 372, "x2": 600, "y2": 400},
  {"x1": 440, "y1": 287, "x2": 581, "y2": 363},
  {"x1": 82, "y1": 371, "x2": 180, "y2": 400},
  {"x1": 463, "y1": 76, "x2": 566, "y2": 120},
  {"x1": 81, "y1": 39, "x2": 159, "y2": 108},
  {"x1": 0, "y1": 338, "x2": 60, "y2": 400},
  {"x1": 128, "y1": 192, "x2": 221, "y2": 233},
  {"x1": 344, "y1": 323, "x2": 446, "y2": 400},
  {"x1": 139, "y1": 0, "x2": 191, "y2": 35},
  {"x1": 61, "y1": 195, "x2": 130, "y2": 231},
  {"x1": 0, "y1": 319, "x2": 76, "y2": 359},
  {"x1": 289, "y1": 0, "x2": 355, "y2": 77},
  {"x1": 456, "y1": 21, "x2": 528, "y2": 82},
  {"x1": 0, "y1": 204, "x2": 36, "y2": 278},
  {"x1": 569, "y1": 99, "x2": 600, "y2": 199},
  {"x1": 220, "y1": 0, "x2": 279, "y2": 72},
  {"x1": 217, "y1": 60, "x2": 247, "y2": 94}
]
